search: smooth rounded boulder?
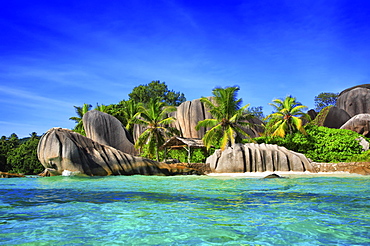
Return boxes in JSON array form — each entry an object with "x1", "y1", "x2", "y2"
[
  {"x1": 206, "y1": 143, "x2": 315, "y2": 173},
  {"x1": 336, "y1": 84, "x2": 370, "y2": 117},
  {"x1": 83, "y1": 110, "x2": 136, "y2": 155},
  {"x1": 37, "y1": 128, "x2": 172, "y2": 176},
  {"x1": 340, "y1": 113, "x2": 370, "y2": 137}
]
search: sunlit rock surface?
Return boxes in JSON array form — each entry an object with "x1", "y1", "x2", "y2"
[
  {"x1": 340, "y1": 113, "x2": 370, "y2": 137},
  {"x1": 83, "y1": 110, "x2": 136, "y2": 155},
  {"x1": 37, "y1": 128, "x2": 172, "y2": 176},
  {"x1": 206, "y1": 143, "x2": 315, "y2": 173},
  {"x1": 336, "y1": 84, "x2": 370, "y2": 117}
]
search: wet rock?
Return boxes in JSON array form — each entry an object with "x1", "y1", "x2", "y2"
[
  {"x1": 0, "y1": 172, "x2": 25, "y2": 178},
  {"x1": 263, "y1": 173, "x2": 284, "y2": 179}
]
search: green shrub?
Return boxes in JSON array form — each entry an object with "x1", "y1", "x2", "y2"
[
  {"x1": 347, "y1": 150, "x2": 370, "y2": 162},
  {"x1": 167, "y1": 148, "x2": 210, "y2": 163},
  {"x1": 255, "y1": 125, "x2": 364, "y2": 163}
]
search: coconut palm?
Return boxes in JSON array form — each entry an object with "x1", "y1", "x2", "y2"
[
  {"x1": 265, "y1": 95, "x2": 309, "y2": 137},
  {"x1": 111, "y1": 99, "x2": 143, "y2": 135},
  {"x1": 69, "y1": 103, "x2": 92, "y2": 135},
  {"x1": 195, "y1": 86, "x2": 254, "y2": 150},
  {"x1": 134, "y1": 98, "x2": 178, "y2": 161}
]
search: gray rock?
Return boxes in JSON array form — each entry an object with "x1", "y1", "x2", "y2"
[
  {"x1": 340, "y1": 113, "x2": 370, "y2": 137},
  {"x1": 263, "y1": 173, "x2": 284, "y2": 179},
  {"x1": 336, "y1": 84, "x2": 370, "y2": 117},
  {"x1": 83, "y1": 110, "x2": 136, "y2": 155},
  {"x1": 206, "y1": 143, "x2": 314, "y2": 173},
  {"x1": 37, "y1": 128, "x2": 172, "y2": 176},
  {"x1": 325, "y1": 106, "x2": 351, "y2": 128},
  {"x1": 173, "y1": 98, "x2": 213, "y2": 138}
]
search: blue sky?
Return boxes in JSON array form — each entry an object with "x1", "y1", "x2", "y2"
[{"x1": 1, "y1": 0, "x2": 369, "y2": 138}]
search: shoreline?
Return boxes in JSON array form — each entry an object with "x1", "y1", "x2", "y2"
[{"x1": 207, "y1": 171, "x2": 367, "y2": 178}]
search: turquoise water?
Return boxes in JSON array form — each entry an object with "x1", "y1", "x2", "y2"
[{"x1": 0, "y1": 175, "x2": 369, "y2": 245}]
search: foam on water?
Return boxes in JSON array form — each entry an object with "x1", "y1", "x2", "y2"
[{"x1": 0, "y1": 175, "x2": 369, "y2": 245}]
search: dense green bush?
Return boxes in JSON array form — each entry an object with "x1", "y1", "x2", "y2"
[
  {"x1": 0, "y1": 133, "x2": 43, "y2": 174},
  {"x1": 347, "y1": 150, "x2": 370, "y2": 162},
  {"x1": 7, "y1": 134, "x2": 44, "y2": 174},
  {"x1": 167, "y1": 148, "x2": 210, "y2": 163},
  {"x1": 254, "y1": 125, "x2": 365, "y2": 162}
]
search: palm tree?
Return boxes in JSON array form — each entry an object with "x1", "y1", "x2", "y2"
[
  {"x1": 134, "y1": 98, "x2": 178, "y2": 161},
  {"x1": 69, "y1": 103, "x2": 92, "y2": 135},
  {"x1": 195, "y1": 86, "x2": 254, "y2": 150},
  {"x1": 265, "y1": 95, "x2": 309, "y2": 137},
  {"x1": 111, "y1": 99, "x2": 142, "y2": 135},
  {"x1": 94, "y1": 103, "x2": 111, "y2": 113}
]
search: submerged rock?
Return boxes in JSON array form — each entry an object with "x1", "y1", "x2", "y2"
[
  {"x1": 206, "y1": 143, "x2": 315, "y2": 173},
  {"x1": 263, "y1": 173, "x2": 284, "y2": 179}
]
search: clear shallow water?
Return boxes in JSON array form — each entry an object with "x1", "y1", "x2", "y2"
[{"x1": 0, "y1": 175, "x2": 369, "y2": 246}]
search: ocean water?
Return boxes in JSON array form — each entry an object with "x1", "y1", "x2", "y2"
[{"x1": 0, "y1": 174, "x2": 369, "y2": 245}]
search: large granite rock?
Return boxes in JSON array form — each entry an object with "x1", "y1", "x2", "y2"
[
  {"x1": 336, "y1": 84, "x2": 370, "y2": 117},
  {"x1": 172, "y1": 98, "x2": 213, "y2": 138},
  {"x1": 37, "y1": 128, "x2": 173, "y2": 176},
  {"x1": 171, "y1": 98, "x2": 263, "y2": 139},
  {"x1": 312, "y1": 106, "x2": 351, "y2": 129},
  {"x1": 206, "y1": 143, "x2": 315, "y2": 173},
  {"x1": 83, "y1": 110, "x2": 136, "y2": 155},
  {"x1": 340, "y1": 114, "x2": 370, "y2": 137}
]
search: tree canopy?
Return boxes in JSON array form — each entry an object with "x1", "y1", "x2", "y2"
[
  {"x1": 314, "y1": 92, "x2": 339, "y2": 112},
  {"x1": 265, "y1": 95, "x2": 309, "y2": 137},
  {"x1": 128, "y1": 81, "x2": 186, "y2": 106},
  {"x1": 196, "y1": 86, "x2": 254, "y2": 150}
]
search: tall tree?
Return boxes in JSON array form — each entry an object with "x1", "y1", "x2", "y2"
[
  {"x1": 109, "y1": 99, "x2": 142, "y2": 136},
  {"x1": 69, "y1": 103, "x2": 92, "y2": 135},
  {"x1": 195, "y1": 86, "x2": 254, "y2": 150},
  {"x1": 134, "y1": 98, "x2": 178, "y2": 161},
  {"x1": 314, "y1": 92, "x2": 339, "y2": 112},
  {"x1": 128, "y1": 80, "x2": 186, "y2": 106},
  {"x1": 265, "y1": 95, "x2": 309, "y2": 137}
]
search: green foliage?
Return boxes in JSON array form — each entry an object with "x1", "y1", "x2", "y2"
[
  {"x1": 69, "y1": 103, "x2": 92, "y2": 136},
  {"x1": 314, "y1": 92, "x2": 338, "y2": 112},
  {"x1": 167, "y1": 148, "x2": 209, "y2": 163},
  {"x1": 2, "y1": 133, "x2": 43, "y2": 174},
  {"x1": 255, "y1": 125, "x2": 364, "y2": 162},
  {"x1": 128, "y1": 80, "x2": 186, "y2": 106},
  {"x1": 196, "y1": 86, "x2": 254, "y2": 150},
  {"x1": 347, "y1": 150, "x2": 370, "y2": 162},
  {"x1": 245, "y1": 106, "x2": 265, "y2": 121},
  {"x1": 134, "y1": 98, "x2": 178, "y2": 161},
  {"x1": 265, "y1": 95, "x2": 309, "y2": 137}
]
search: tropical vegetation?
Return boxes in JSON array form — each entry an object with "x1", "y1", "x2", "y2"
[
  {"x1": 314, "y1": 92, "x2": 339, "y2": 112},
  {"x1": 195, "y1": 86, "x2": 255, "y2": 150},
  {"x1": 0, "y1": 133, "x2": 43, "y2": 174},
  {"x1": 2, "y1": 83, "x2": 370, "y2": 175},
  {"x1": 264, "y1": 95, "x2": 309, "y2": 137},
  {"x1": 134, "y1": 98, "x2": 179, "y2": 161}
]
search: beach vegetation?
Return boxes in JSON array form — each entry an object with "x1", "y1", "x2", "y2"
[
  {"x1": 195, "y1": 86, "x2": 255, "y2": 150},
  {"x1": 255, "y1": 125, "x2": 364, "y2": 162},
  {"x1": 129, "y1": 80, "x2": 186, "y2": 106},
  {"x1": 264, "y1": 95, "x2": 309, "y2": 137},
  {"x1": 69, "y1": 103, "x2": 92, "y2": 136},
  {"x1": 134, "y1": 98, "x2": 179, "y2": 161},
  {"x1": 314, "y1": 92, "x2": 339, "y2": 112}
]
